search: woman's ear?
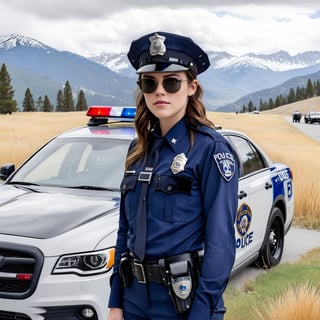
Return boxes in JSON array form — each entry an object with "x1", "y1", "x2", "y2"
[{"x1": 188, "y1": 79, "x2": 198, "y2": 96}]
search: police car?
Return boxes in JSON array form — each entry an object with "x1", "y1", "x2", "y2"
[{"x1": 0, "y1": 106, "x2": 294, "y2": 320}]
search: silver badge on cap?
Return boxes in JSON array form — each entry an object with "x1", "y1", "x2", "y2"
[
  {"x1": 171, "y1": 153, "x2": 187, "y2": 175},
  {"x1": 149, "y1": 33, "x2": 166, "y2": 56}
]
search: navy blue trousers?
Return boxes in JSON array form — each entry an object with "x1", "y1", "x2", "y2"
[{"x1": 122, "y1": 278, "x2": 225, "y2": 320}]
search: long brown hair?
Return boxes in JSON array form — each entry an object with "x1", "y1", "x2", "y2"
[{"x1": 125, "y1": 70, "x2": 215, "y2": 170}]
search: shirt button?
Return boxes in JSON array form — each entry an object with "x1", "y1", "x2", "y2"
[{"x1": 167, "y1": 185, "x2": 173, "y2": 192}]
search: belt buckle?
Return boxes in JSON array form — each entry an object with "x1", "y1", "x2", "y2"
[
  {"x1": 138, "y1": 171, "x2": 153, "y2": 183},
  {"x1": 133, "y1": 261, "x2": 146, "y2": 284}
]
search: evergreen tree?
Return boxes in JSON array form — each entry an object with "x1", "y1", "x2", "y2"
[
  {"x1": 75, "y1": 89, "x2": 88, "y2": 111},
  {"x1": 287, "y1": 88, "x2": 296, "y2": 104},
  {"x1": 56, "y1": 90, "x2": 64, "y2": 111},
  {"x1": 36, "y1": 96, "x2": 44, "y2": 111},
  {"x1": 0, "y1": 63, "x2": 17, "y2": 114},
  {"x1": 268, "y1": 98, "x2": 274, "y2": 109},
  {"x1": 63, "y1": 81, "x2": 74, "y2": 111},
  {"x1": 247, "y1": 100, "x2": 255, "y2": 112},
  {"x1": 22, "y1": 88, "x2": 36, "y2": 112},
  {"x1": 315, "y1": 80, "x2": 320, "y2": 96},
  {"x1": 306, "y1": 78, "x2": 314, "y2": 98},
  {"x1": 42, "y1": 95, "x2": 53, "y2": 112}
]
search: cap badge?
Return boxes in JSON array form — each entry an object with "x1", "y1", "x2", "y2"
[
  {"x1": 171, "y1": 153, "x2": 187, "y2": 175},
  {"x1": 149, "y1": 33, "x2": 166, "y2": 56}
]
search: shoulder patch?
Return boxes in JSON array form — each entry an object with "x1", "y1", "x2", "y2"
[{"x1": 213, "y1": 152, "x2": 236, "y2": 181}]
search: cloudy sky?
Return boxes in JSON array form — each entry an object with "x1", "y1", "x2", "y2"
[{"x1": 1, "y1": 0, "x2": 320, "y2": 57}]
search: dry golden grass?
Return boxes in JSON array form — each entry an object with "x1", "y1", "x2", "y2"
[
  {"x1": 1, "y1": 98, "x2": 320, "y2": 228},
  {"x1": 254, "y1": 282, "x2": 320, "y2": 320},
  {"x1": 0, "y1": 112, "x2": 86, "y2": 164}
]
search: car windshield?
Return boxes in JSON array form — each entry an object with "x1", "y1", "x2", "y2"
[{"x1": 10, "y1": 137, "x2": 130, "y2": 191}]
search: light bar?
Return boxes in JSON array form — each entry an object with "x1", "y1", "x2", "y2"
[{"x1": 87, "y1": 106, "x2": 136, "y2": 119}]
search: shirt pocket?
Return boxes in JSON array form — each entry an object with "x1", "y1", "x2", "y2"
[
  {"x1": 154, "y1": 175, "x2": 193, "y2": 222},
  {"x1": 121, "y1": 175, "x2": 138, "y2": 222}
]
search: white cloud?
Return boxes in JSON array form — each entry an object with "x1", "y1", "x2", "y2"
[{"x1": 1, "y1": 1, "x2": 320, "y2": 56}]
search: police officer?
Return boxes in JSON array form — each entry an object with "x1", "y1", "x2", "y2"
[{"x1": 107, "y1": 31, "x2": 239, "y2": 320}]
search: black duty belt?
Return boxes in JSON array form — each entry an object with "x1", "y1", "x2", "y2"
[
  {"x1": 129, "y1": 250, "x2": 203, "y2": 284},
  {"x1": 131, "y1": 259, "x2": 165, "y2": 284}
]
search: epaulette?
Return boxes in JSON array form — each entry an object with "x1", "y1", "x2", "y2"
[{"x1": 194, "y1": 125, "x2": 225, "y2": 142}]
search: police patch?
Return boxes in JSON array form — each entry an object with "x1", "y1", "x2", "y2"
[
  {"x1": 213, "y1": 152, "x2": 235, "y2": 181},
  {"x1": 236, "y1": 203, "x2": 252, "y2": 237}
]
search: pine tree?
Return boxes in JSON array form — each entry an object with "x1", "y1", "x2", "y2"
[
  {"x1": 287, "y1": 88, "x2": 296, "y2": 104},
  {"x1": 247, "y1": 100, "x2": 255, "y2": 112},
  {"x1": 75, "y1": 89, "x2": 88, "y2": 111},
  {"x1": 22, "y1": 88, "x2": 36, "y2": 112},
  {"x1": 36, "y1": 96, "x2": 44, "y2": 111},
  {"x1": 56, "y1": 90, "x2": 64, "y2": 111},
  {"x1": 63, "y1": 81, "x2": 74, "y2": 112},
  {"x1": 0, "y1": 63, "x2": 17, "y2": 114},
  {"x1": 42, "y1": 95, "x2": 53, "y2": 112},
  {"x1": 306, "y1": 78, "x2": 314, "y2": 98}
]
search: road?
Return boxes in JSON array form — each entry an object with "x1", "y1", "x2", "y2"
[
  {"x1": 285, "y1": 116, "x2": 320, "y2": 142},
  {"x1": 229, "y1": 227, "x2": 320, "y2": 289}
]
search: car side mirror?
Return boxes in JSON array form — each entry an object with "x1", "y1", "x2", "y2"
[{"x1": 0, "y1": 163, "x2": 15, "y2": 181}]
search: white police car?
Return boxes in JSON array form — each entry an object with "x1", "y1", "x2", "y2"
[{"x1": 0, "y1": 106, "x2": 294, "y2": 320}]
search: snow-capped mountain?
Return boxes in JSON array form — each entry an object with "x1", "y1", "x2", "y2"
[
  {"x1": 88, "y1": 49, "x2": 320, "y2": 109},
  {"x1": 89, "y1": 49, "x2": 320, "y2": 74},
  {"x1": 210, "y1": 50, "x2": 320, "y2": 72},
  {"x1": 0, "y1": 34, "x2": 51, "y2": 51},
  {"x1": 0, "y1": 34, "x2": 135, "y2": 109},
  {"x1": 1, "y1": 33, "x2": 320, "y2": 111}
]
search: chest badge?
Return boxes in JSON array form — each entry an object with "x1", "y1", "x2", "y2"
[{"x1": 171, "y1": 153, "x2": 187, "y2": 175}]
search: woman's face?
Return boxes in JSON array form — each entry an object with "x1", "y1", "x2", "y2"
[{"x1": 140, "y1": 71, "x2": 197, "y2": 135}]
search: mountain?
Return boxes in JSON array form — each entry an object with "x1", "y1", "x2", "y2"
[
  {"x1": 217, "y1": 70, "x2": 320, "y2": 112},
  {"x1": 89, "y1": 50, "x2": 320, "y2": 110},
  {"x1": 0, "y1": 34, "x2": 136, "y2": 109},
  {"x1": 1, "y1": 34, "x2": 320, "y2": 111}
]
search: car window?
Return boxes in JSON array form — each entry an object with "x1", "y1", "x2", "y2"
[
  {"x1": 12, "y1": 138, "x2": 130, "y2": 190},
  {"x1": 227, "y1": 135, "x2": 265, "y2": 177}
]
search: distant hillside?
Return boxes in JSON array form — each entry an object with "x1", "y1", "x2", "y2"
[{"x1": 262, "y1": 96, "x2": 320, "y2": 116}]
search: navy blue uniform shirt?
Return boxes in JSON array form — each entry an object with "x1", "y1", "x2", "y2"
[{"x1": 109, "y1": 117, "x2": 239, "y2": 318}]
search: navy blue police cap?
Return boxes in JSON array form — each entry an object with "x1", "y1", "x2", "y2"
[{"x1": 127, "y1": 31, "x2": 210, "y2": 75}]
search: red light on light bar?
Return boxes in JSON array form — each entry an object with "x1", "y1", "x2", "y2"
[
  {"x1": 86, "y1": 106, "x2": 136, "y2": 119},
  {"x1": 87, "y1": 106, "x2": 112, "y2": 117},
  {"x1": 16, "y1": 273, "x2": 33, "y2": 281}
]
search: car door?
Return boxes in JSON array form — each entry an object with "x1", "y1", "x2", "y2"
[{"x1": 225, "y1": 133, "x2": 274, "y2": 268}]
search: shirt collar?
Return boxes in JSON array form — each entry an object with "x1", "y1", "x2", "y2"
[{"x1": 162, "y1": 117, "x2": 189, "y2": 152}]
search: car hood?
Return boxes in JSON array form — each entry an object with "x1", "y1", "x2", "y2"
[{"x1": 0, "y1": 184, "x2": 119, "y2": 239}]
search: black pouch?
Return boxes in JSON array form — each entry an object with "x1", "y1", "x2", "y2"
[
  {"x1": 119, "y1": 252, "x2": 133, "y2": 288},
  {"x1": 160, "y1": 253, "x2": 200, "y2": 314}
]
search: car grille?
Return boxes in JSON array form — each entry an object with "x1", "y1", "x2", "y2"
[
  {"x1": 0, "y1": 310, "x2": 31, "y2": 320},
  {"x1": 0, "y1": 242, "x2": 43, "y2": 299}
]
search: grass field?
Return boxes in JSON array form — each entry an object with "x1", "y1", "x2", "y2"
[
  {"x1": 224, "y1": 248, "x2": 320, "y2": 320},
  {"x1": 1, "y1": 97, "x2": 320, "y2": 229}
]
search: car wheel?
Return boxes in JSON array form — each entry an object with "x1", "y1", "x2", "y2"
[{"x1": 256, "y1": 207, "x2": 284, "y2": 269}]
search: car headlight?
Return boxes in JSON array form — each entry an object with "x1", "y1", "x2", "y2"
[{"x1": 52, "y1": 248, "x2": 115, "y2": 276}]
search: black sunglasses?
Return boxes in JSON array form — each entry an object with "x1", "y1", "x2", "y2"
[{"x1": 137, "y1": 77, "x2": 189, "y2": 94}]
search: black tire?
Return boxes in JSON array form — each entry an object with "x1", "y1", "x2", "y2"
[{"x1": 256, "y1": 207, "x2": 284, "y2": 269}]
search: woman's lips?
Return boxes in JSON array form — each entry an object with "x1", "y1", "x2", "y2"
[{"x1": 154, "y1": 100, "x2": 169, "y2": 107}]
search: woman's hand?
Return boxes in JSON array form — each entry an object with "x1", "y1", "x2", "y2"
[{"x1": 107, "y1": 307, "x2": 123, "y2": 320}]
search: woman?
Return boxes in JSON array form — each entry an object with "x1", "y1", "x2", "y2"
[{"x1": 108, "y1": 31, "x2": 239, "y2": 320}]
